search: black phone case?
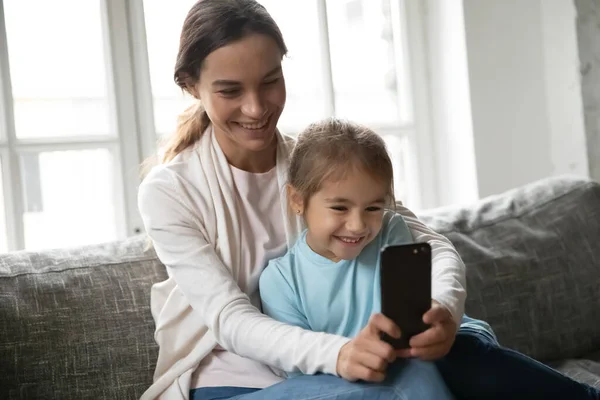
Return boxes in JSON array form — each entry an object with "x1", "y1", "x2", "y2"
[{"x1": 380, "y1": 242, "x2": 432, "y2": 349}]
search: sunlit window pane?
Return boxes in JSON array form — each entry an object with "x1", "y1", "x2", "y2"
[
  {"x1": 327, "y1": 0, "x2": 403, "y2": 126},
  {"x1": 143, "y1": 0, "x2": 197, "y2": 138},
  {"x1": 4, "y1": 0, "x2": 111, "y2": 139},
  {"x1": 20, "y1": 149, "x2": 118, "y2": 250}
]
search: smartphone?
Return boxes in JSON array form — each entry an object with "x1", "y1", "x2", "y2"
[{"x1": 380, "y1": 242, "x2": 432, "y2": 349}]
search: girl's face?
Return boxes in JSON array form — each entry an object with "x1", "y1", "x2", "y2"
[
  {"x1": 195, "y1": 33, "x2": 286, "y2": 169},
  {"x1": 291, "y1": 168, "x2": 389, "y2": 262}
]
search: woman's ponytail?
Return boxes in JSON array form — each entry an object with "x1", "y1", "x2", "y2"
[{"x1": 161, "y1": 101, "x2": 210, "y2": 164}]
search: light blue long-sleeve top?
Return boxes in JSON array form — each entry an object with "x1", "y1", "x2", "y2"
[{"x1": 259, "y1": 211, "x2": 413, "y2": 339}]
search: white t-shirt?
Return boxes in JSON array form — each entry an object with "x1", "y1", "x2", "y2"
[{"x1": 192, "y1": 165, "x2": 288, "y2": 389}]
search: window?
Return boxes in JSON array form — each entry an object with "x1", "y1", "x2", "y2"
[
  {"x1": 20, "y1": 149, "x2": 119, "y2": 250},
  {"x1": 0, "y1": 0, "x2": 133, "y2": 251},
  {"x1": 0, "y1": 0, "x2": 432, "y2": 252},
  {"x1": 6, "y1": 1, "x2": 111, "y2": 140},
  {"x1": 143, "y1": 0, "x2": 197, "y2": 139},
  {"x1": 326, "y1": 0, "x2": 407, "y2": 126}
]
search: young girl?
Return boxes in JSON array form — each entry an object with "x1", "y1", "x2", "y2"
[
  {"x1": 259, "y1": 118, "x2": 600, "y2": 400},
  {"x1": 258, "y1": 118, "x2": 460, "y2": 399}
]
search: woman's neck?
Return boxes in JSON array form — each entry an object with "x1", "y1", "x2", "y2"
[
  {"x1": 215, "y1": 132, "x2": 277, "y2": 173},
  {"x1": 230, "y1": 151, "x2": 276, "y2": 173}
]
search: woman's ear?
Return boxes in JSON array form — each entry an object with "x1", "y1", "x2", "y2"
[
  {"x1": 187, "y1": 84, "x2": 200, "y2": 100},
  {"x1": 286, "y1": 185, "x2": 304, "y2": 216},
  {"x1": 177, "y1": 72, "x2": 201, "y2": 99},
  {"x1": 186, "y1": 79, "x2": 201, "y2": 100}
]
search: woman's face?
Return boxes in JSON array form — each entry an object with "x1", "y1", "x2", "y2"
[{"x1": 195, "y1": 33, "x2": 286, "y2": 166}]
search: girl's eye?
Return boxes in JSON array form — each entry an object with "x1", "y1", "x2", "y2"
[
  {"x1": 264, "y1": 78, "x2": 280, "y2": 85},
  {"x1": 366, "y1": 206, "x2": 382, "y2": 212},
  {"x1": 330, "y1": 206, "x2": 347, "y2": 212}
]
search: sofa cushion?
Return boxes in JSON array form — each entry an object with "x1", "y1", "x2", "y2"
[
  {"x1": 0, "y1": 236, "x2": 164, "y2": 400},
  {"x1": 552, "y1": 351, "x2": 600, "y2": 388},
  {"x1": 419, "y1": 175, "x2": 600, "y2": 363}
]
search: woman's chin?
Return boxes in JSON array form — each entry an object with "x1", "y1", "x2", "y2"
[{"x1": 232, "y1": 123, "x2": 277, "y2": 149}]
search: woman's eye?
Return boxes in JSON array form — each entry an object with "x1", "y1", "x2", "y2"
[
  {"x1": 366, "y1": 206, "x2": 382, "y2": 212},
  {"x1": 264, "y1": 78, "x2": 280, "y2": 85},
  {"x1": 219, "y1": 89, "x2": 241, "y2": 96},
  {"x1": 330, "y1": 206, "x2": 347, "y2": 212}
]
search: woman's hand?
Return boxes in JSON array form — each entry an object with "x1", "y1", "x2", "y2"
[
  {"x1": 397, "y1": 300, "x2": 457, "y2": 361},
  {"x1": 336, "y1": 313, "x2": 400, "y2": 382}
]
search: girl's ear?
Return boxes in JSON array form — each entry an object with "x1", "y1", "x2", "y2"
[{"x1": 286, "y1": 184, "x2": 305, "y2": 216}]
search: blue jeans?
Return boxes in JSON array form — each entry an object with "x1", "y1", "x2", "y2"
[
  {"x1": 191, "y1": 316, "x2": 600, "y2": 400},
  {"x1": 190, "y1": 358, "x2": 454, "y2": 400},
  {"x1": 436, "y1": 322, "x2": 600, "y2": 400}
]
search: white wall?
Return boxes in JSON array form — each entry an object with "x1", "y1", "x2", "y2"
[
  {"x1": 574, "y1": 0, "x2": 600, "y2": 182},
  {"x1": 427, "y1": 0, "x2": 589, "y2": 202},
  {"x1": 541, "y1": 0, "x2": 589, "y2": 180}
]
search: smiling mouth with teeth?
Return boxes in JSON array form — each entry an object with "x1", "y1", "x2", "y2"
[
  {"x1": 337, "y1": 236, "x2": 363, "y2": 244},
  {"x1": 237, "y1": 116, "x2": 269, "y2": 130}
]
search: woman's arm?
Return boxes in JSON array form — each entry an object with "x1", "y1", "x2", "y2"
[
  {"x1": 395, "y1": 204, "x2": 466, "y2": 325},
  {"x1": 138, "y1": 168, "x2": 350, "y2": 375}
]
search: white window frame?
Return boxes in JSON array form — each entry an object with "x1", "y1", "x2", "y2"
[
  {"x1": 0, "y1": 0, "x2": 436, "y2": 252},
  {"x1": 0, "y1": 0, "x2": 25, "y2": 250}
]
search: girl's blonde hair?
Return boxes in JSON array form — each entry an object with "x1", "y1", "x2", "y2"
[{"x1": 288, "y1": 118, "x2": 396, "y2": 207}]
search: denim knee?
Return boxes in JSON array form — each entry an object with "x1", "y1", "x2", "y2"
[
  {"x1": 459, "y1": 316, "x2": 500, "y2": 346},
  {"x1": 385, "y1": 359, "x2": 455, "y2": 400}
]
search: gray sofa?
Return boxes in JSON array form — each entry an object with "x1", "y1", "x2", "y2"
[{"x1": 1, "y1": 175, "x2": 599, "y2": 399}]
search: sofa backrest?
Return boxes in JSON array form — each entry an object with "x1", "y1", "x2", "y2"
[
  {"x1": 0, "y1": 237, "x2": 165, "y2": 399},
  {"x1": 420, "y1": 175, "x2": 600, "y2": 362}
]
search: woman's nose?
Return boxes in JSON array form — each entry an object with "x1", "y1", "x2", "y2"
[{"x1": 241, "y1": 92, "x2": 267, "y2": 120}]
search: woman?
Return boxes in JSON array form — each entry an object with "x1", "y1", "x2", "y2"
[
  {"x1": 138, "y1": 1, "x2": 600, "y2": 399},
  {"x1": 138, "y1": 1, "x2": 425, "y2": 398}
]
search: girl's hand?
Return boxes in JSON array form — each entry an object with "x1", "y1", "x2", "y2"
[
  {"x1": 336, "y1": 313, "x2": 400, "y2": 382},
  {"x1": 397, "y1": 300, "x2": 457, "y2": 361}
]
